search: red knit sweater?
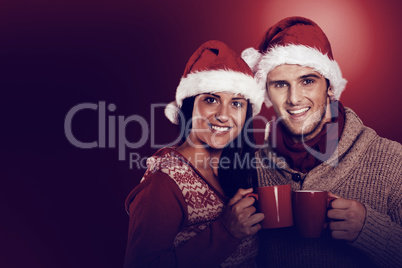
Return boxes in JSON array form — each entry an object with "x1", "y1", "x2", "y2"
[{"x1": 124, "y1": 148, "x2": 258, "y2": 268}]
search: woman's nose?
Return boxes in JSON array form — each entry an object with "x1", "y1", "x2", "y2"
[{"x1": 215, "y1": 105, "x2": 229, "y2": 122}]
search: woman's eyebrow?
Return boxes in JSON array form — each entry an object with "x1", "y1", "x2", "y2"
[
  {"x1": 203, "y1": 93, "x2": 245, "y2": 100},
  {"x1": 203, "y1": 93, "x2": 220, "y2": 98}
]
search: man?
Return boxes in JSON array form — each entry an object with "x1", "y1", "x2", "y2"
[{"x1": 242, "y1": 16, "x2": 401, "y2": 267}]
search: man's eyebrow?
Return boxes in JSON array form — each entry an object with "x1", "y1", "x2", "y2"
[
  {"x1": 268, "y1": 80, "x2": 287, "y2": 85},
  {"x1": 299, "y1": 73, "x2": 322, "y2": 79},
  {"x1": 232, "y1": 96, "x2": 246, "y2": 100}
]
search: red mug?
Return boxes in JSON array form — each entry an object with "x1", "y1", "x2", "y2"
[
  {"x1": 292, "y1": 190, "x2": 337, "y2": 238},
  {"x1": 246, "y1": 185, "x2": 293, "y2": 229}
]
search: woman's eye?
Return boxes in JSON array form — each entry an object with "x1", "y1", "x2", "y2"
[{"x1": 204, "y1": 97, "x2": 217, "y2": 104}]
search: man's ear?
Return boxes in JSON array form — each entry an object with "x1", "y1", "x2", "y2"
[{"x1": 327, "y1": 86, "x2": 335, "y2": 99}]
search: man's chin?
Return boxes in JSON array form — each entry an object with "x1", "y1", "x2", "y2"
[
  {"x1": 282, "y1": 122, "x2": 304, "y2": 136},
  {"x1": 283, "y1": 124, "x2": 318, "y2": 142}
]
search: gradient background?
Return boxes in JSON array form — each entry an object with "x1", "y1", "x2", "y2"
[{"x1": 1, "y1": 0, "x2": 401, "y2": 267}]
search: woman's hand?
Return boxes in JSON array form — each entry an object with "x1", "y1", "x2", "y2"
[{"x1": 221, "y1": 188, "x2": 265, "y2": 240}]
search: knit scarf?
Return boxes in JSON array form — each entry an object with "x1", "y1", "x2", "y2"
[{"x1": 269, "y1": 101, "x2": 345, "y2": 173}]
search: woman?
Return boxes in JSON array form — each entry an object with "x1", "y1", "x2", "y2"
[{"x1": 124, "y1": 40, "x2": 265, "y2": 267}]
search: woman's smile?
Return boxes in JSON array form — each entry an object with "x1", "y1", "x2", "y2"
[
  {"x1": 189, "y1": 92, "x2": 247, "y2": 149},
  {"x1": 208, "y1": 123, "x2": 232, "y2": 133}
]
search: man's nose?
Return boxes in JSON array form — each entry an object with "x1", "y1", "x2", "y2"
[{"x1": 287, "y1": 85, "x2": 303, "y2": 105}]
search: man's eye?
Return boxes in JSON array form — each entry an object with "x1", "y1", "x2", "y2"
[
  {"x1": 303, "y1": 79, "x2": 314, "y2": 85},
  {"x1": 275, "y1": 83, "x2": 287, "y2": 88},
  {"x1": 232, "y1": 101, "x2": 243, "y2": 108},
  {"x1": 204, "y1": 97, "x2": 217, "y2": 104}
]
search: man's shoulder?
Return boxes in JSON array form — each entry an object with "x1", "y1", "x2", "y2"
[
  {"x1": 365, "y1": 132, "x2": 402, "y2": 158},
  {"x1": 343, "y1": 107, "x2": 401, "y2": 152}
]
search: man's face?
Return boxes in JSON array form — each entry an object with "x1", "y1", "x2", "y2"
[{"x1": 266, "y1": 64, "x2": 334, "y2": 142}]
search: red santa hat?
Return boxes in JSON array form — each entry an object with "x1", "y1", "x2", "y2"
[
  {"x1": 165, "y1": 40, "x2": 264, "y2": 124},
  {"x1": 241, "y1": 16, "x2": 347, "y2": 108}
]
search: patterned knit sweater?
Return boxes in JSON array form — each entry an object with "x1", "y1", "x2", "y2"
[
  {"x1": 255, "y1": 108, "x2": 402, "y2": 268},
  {"x1": 124, "y1": 148, "x2": 258, "y2": 268}
]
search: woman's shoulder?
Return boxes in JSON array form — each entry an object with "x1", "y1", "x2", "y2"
[
  {"x1": 145, "y1": 146, "x2": 192, "y2": 174},
  {"x1": 151, "y1": 146, "x2": 178, "y2": 157},
  {"x1": 125, "y1": 169, "x2": 186, "y2": 214}
]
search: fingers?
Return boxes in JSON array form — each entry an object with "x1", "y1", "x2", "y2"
[
  {"x1": 329, "y1": 219, "x2": 362, "y2": 232},
  {"x1": 329, "y1": 220, "x2": 363, "y2": 241},
  {"x1": 328, "y1": 192, "x2": 340, "y2": 199},
  {"x1": 327, "y1": 207, "x2": 348, "y2": 220},
  {"x1": 328, "y1": 199, "x2": 366, "y2": 220},
  {"x1": 235, "y1": 194, "x2": 258, "y2": 209},
  {"x1": 233, "y1": 204, "x2": 257, "y2": 219},
  {"x1": 330, "y1": 197, "x2": 353, "y2": 210},
  {"x1": 327, "y1": 192, "x2": 339, "y2": 206},
  {"x1": 222, "y1": 188, "x2": 264, "y2": 240},
  {"x1": 234, "y1": 212, "x2": 265, "y2": 237},
  {"x1": 247, "y1": 223, "x2": 262, "y2": 236},
  {"x1": 247, "y1": 212, "x2": 265, "y2": 226},
  {"x1": 237, "y1": 223, "x2": 262, "y2": 237},
  {"x1": 328, "y1": 207, "x2": 361, "y2": 221},
  {"x1": 237, "y1": 211, "x2": 264, "y2": 227},
  {"x1": 326, "y1": 196, "x2": 366, "y2": 242},
  {"x1": 228, "y1": 188, "x2": 253, "y2": 206}
]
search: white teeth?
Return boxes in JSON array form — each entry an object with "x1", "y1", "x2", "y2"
[
  {"x1": 288, "y1": 107, "x2": 309, "y2": 115},
  {"x1": 211, "y1": 125, "x2": 230, "y2": 132}
]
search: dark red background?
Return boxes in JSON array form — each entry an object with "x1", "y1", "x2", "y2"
[{"x1": 1, "y1": 0, "x2": 401, "y2": 267}]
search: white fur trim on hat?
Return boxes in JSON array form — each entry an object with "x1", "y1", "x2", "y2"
[
  {"x1": 164, "y1": 101, "x2": 180, "y2": 125},
  {"x1": 164, "y1": 69, "x2": 264, "y2": 125},
  {"x1": 244, "y1": 44, "x2": 347, "y2": 109},
  {"x1": 241, "y1": 47, "x2": 262, "y2": 74}
]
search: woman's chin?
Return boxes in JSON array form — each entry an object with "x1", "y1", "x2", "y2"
[{"x1": 207, "y1": 139, "x2": 232, "y2": 150}]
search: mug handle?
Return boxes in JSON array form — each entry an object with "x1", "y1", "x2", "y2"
[
  {"x1": 245, "y1": 192, "x2": 258, "y2": 201},
  {"x1": 323, "y1": 195, "x2": 338, "y2": 229},
  {"x1": 327, "y1": 195, "x2": 338, "y2": 208}
]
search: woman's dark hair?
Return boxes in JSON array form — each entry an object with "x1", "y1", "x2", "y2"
[
  {"x1": 178, "y1": 96, "x2": 196, "y2": 143},
  {"x1": 178, "y1": 97, "x2": 256, "y2": 198}
]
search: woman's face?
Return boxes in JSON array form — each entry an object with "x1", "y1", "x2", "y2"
[{"x1": 188, "y1": 92, "x2": 248, "y2": 149}]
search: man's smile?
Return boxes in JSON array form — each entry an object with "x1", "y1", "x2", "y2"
[
  {"x1": 287, "y1": 107, "x2": 310, "y2": 115},
  {"x1": 286, "y1": 107, "x2": 311, "y2": 121}
]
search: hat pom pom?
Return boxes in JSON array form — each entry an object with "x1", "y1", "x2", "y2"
[
  {"x1": 164, "y1": 101, "x2": 180, "y2": 125},
  {"x1": 241, "y1": 47, "x2": 261, "y2": 73}
]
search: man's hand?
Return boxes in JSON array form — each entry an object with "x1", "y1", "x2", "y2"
[
  {"x1": 221, "y1": 188, "x2": 265, "y2": 240},
  {"x1": 327, "y1": 192, "x2": 366, "y2": 241}
]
